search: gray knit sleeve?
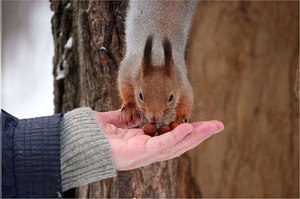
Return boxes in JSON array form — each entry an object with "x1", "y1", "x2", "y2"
[{"x1": 60, "y1": 107, "x2": 117, "y2": 191}]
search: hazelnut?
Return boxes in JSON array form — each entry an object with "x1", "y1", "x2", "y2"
[
  {"x1": 143, "y1": 123, "x2": 157, "y2": 137},
  {"x1": 169, "y1": 121, "x2": 180, "y2": 130},
  {"x1": 158, "y1": 124, "x2": 172, "y2": 135}
]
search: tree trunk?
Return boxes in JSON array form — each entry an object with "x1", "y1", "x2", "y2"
[
  {"x1": 51, "y1": 1, "x2": 200, "y2": 198},
  {"x1": 188, "y1": 1, "x2": 299, "y2": 197}
]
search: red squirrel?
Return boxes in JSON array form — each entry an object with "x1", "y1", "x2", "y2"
[{"x1": 118, "y1": 1, "x2": 196, "y2": 125}]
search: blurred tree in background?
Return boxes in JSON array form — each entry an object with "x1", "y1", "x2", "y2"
[{"x1": 188, "y1": 1, "x2": 298, "y2": 197}]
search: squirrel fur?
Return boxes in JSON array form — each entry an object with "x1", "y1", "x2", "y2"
[{"x1": 118, "y1": 0, "x2": 196, "y2": 125}]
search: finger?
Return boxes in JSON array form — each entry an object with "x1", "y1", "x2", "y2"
[
  {"x1": 101, "y1": 122, "x2": 127, "y2": 136},
  {"x1": 101, "y1": 120, "x2": 147, "y2": 139},
  {"x1": 123, "y1": 128, "x2": 146, "y2": 140},
  {"x1": 159, "y1": 132, "x2": 214, "y2": 162},
  {"x1": 155, "y1": 120, "x2": 224, "y2": 162},
  {"x1": 167, "y1": 120, "x2": 224, "y2": 158},
  {"x1": 122, "y1": 116, "x2": 144, "y2": 129},
  {"x1": 92, "y1": 111, "x2": 121, "y2": 134},
  {"x1": 97, "y1": 109, "x2": 144, "y2": 129},
  {"x1": 101, "y1": 109, "x2": 124, "y2": 127},
  {"x1": 191, "y1": 120, "x2": 224, "y2": 135},
  {"x1": 145, "y1": 123, "x2": 193, "y2": 152}
]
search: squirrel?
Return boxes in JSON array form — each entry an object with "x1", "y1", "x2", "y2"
[{"x1": 118, "y1": 0, "x2": 196, "y2": 125}]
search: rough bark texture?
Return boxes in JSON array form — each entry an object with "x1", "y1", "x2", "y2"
[
  {"x1": 51, "y1": 1, "x2": 200, "y2": 198},
  {"x1": 188, "y1": 1, "x2": 299, "y2": 197}
]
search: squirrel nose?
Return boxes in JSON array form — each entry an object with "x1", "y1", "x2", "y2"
[
  {"x1": 147, "y1": 112, "x2": 163, "y2": 123},
  {"x1": 151, "y1": 116, "x2": 158, "y2": 123}
]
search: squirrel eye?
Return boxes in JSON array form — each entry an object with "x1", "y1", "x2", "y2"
[
  {"x1": 139, "y1": 92, "x2": 144, "y2": 101},
  {"x1": 168, "y1": 94, "x2": 173, "y2": 102}
]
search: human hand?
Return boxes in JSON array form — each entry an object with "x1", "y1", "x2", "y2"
[{"x1": 92, "y1": 110, "x2": 224, "y2": 171}]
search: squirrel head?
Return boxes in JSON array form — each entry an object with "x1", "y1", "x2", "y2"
[{"x1": 135, "y1": 35, "x2": 179, "y2": 123}]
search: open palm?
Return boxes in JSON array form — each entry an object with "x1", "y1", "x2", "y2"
[{"x1": 93, "y1": 110, "x2": 224, "y2": 170}]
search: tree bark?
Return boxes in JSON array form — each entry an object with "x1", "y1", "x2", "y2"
[
  {"x1": 188, "y1": 1, "x2": 299, "y2": 197},
  {"x1": 51, "y1": 1, "x2": 200, "y2": 198}
]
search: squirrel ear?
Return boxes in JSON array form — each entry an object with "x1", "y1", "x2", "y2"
[
  {"x1": 142, "y1": 35, "x2": 154, "y2": 77},
  {"x1": 162, "y1": 37, "x2": 174, "y2": 76}
]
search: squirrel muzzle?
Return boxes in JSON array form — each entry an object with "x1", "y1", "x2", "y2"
[{"x1": 145, "y1": 111, "x2": 164, "y2": 123}]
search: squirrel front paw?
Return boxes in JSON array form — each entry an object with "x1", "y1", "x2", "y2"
[
  {"x1": 121, "y1": 104, "x2": 141, "y2": 124},
  {"x1": 175, "y1": 114, "x2": 189, "y2": 123},
  {"x1": 175, "y1": 96, "x2": 193, "y2": 123}
]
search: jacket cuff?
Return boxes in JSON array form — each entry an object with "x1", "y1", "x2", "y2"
[{"x1": 60, "y1": 107, "x2": 116, "y2": 191}]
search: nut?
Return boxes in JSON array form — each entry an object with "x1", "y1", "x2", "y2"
[
  {"x1": 143, "y1": 123, "x2": 157, "y2": 137},
  {"x1": 158, "y1": 124, "x2": 172, "y2": 135},
  {"x1": 169, "y1": 121, "x2": 180, "y2": 130}
]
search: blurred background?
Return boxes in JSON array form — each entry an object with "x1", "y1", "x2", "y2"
[
  {"x1": 188, "y1": 1, "x2": 299, "y2": 197},
  {"x1": 2, "y1": 0, "x2": 299, "y2": 198},
  {"x1": 2, "y1": 1, "x2": 53, "y2": 118}
]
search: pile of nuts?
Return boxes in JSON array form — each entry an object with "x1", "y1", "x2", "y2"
[{"x1": 143, "y1": 121, "x2": 180, "y2": 136}]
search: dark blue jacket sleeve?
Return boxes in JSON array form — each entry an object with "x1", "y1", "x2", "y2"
[{"x1": 2, "y1": 110, "x2": 63, "y2": 198}]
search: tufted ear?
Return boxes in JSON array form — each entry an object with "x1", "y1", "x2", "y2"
[
  {"x1": 162, "y1": 37, "x2": 174, "y2": 76},
  {"x1": 142, "y1": 35, "x2": 154, "y2": 77}
]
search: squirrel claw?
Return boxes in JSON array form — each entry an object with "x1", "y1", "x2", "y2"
[
  {"x1": 175, "y1": 114, "x2": 189, "y2": 123},
  {"x1": 121, "y1": 104, "x2": 140, "y2": 125}
]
